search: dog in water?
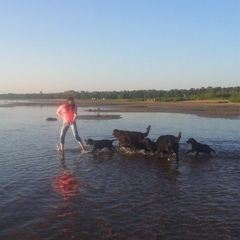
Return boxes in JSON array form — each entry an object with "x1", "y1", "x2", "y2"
[
  {"x1": 85, "y1": 138, "x2": 116, "y2": 152},
  {"x1": 185, "y1": 138, "x2": 216, "y2": 157},
  {"x1": 112, "y1": 125, "x2": 151, "y2": 151},
  {"x1": 156, "y1": 132, "x2": 181, "y2": 161}
]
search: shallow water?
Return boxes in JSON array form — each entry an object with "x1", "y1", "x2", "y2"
[{"x1": 0, "y1": 106, "x2": 239, "y2": 239}]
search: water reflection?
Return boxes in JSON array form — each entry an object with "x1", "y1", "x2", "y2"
[
  {"x1": 156, "y1": 158, "x2": 180, "y2": 176},
  {"x1": 52, "y1": 159, "x2": 78, "y2": 223},
  {"x1": 51, "y1": 159, "x2": 80, "y2": 238},
  {"x1": 52, "y1": 159, "x2": 79, "y2": 201}
]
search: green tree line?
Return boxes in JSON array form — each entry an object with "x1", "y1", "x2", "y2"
[{"x1": 1, "y1": 86, "x2": 240, "y2": 102}]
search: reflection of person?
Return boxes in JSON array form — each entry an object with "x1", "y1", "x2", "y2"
[
  {"x1": 52, "y1": 159, "x2": 79, "y2": 201},
  {"x1": 57, "y1": 97, "x2": 86, "y2": 152}
]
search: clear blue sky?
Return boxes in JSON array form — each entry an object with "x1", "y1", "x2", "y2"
[{"x1": 0, "y1": 0, "x2": 239, "y2": 94}]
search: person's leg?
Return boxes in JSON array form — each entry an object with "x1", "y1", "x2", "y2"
[
  {"x1": 60, "y1": 123, "x2": 69, "y2": 151},
  {"x1": 71, "y1": 122, "x2": 86, "y2": 151},
  {"x1": 78, "y1": 139, "x2": 86, "y2": 152},
  {"x1": 60, "y1": 143, "x2": 64, "y2": 151}
]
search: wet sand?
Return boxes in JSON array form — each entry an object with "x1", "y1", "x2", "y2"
[
  {"x1": 1, "y1": 99, "x2": 240, "y2": 119},
  {"x1": 78, "y1": 99, "x2": 240, "y2": 119}
]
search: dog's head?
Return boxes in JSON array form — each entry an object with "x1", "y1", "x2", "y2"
[
  {"x1": 85, "y1": 138, "x2": 95, "y2": 146},
  {"x1": 112, "y1": 129, "x2": 119, "y2": 138},
  {"x1": 186, "y1": 138, "x2": 196, "y2": 144},
  {"x1": 144, "y1": 138, "x2": 156, "y2": 151}
]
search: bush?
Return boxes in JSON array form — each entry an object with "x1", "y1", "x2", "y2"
[{"x1": 229, "y1": 93, "x2": 240, "y2": 103}]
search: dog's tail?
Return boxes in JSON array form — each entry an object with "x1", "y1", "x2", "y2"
[
  {"x1": 143, "y1": 125, "x2": 151, "y2": 137},
  {"x1": 146, "y1": 125, "x2": 151, "y2": 133}
]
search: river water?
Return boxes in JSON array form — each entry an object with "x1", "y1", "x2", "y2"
[{"x1": 0, "y1": 106, "x2": 239, "y2": 239}]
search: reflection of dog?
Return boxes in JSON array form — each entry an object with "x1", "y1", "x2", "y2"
[
  {"x1": 185, "y1": 138, "x2": 216, "y2": 157},
  {"x1": 85, "y1": 138, "x2": 116, "y2": 152}
]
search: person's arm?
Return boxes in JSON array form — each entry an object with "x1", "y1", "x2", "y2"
[
  {"x1": 72, "y1": 107, "x2": 77, "y2": 122},
  {"x1": 57, "y1": 106, "x2": 63, "y2": 118}
]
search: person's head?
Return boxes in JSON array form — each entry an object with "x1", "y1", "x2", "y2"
[
  {"x1": 65, "y1": 97, "x2": 76, "y2": 110},
  {"x1": 66, "y1": 97, "x2": 74, "y2": 106}
]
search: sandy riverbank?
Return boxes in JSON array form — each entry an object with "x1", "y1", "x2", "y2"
[
  {"x1": 1, "y1": 99, "x2": 240, "y2": 119},
  {"x1": 73, "y1": 99, "x2": 240, "y2": 119}
]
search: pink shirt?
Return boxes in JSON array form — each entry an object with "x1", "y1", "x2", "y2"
[{"x1": 57, "y1": 104, "x2": 77, "y2": 123}]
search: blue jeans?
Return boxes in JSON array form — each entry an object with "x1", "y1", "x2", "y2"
[{"x1": 60, "y1": 122, "x2": 82, "y2": 144}]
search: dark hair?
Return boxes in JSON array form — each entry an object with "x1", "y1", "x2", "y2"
[
  {"x1": 67, "y1": 97, "x2": 74, "y2": 102},
  {"x1": 65, "y1": 97, "x2": 76, "y2": 111}
]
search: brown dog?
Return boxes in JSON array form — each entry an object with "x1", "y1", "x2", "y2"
[{"x1": 112, "y1": 125, "x2": 151, "y2": 151}]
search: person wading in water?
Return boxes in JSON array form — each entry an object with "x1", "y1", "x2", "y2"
[{"x1": 57, "y1": 97, "x2": 86, "y2": 152}]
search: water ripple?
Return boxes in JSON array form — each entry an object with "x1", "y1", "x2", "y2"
[{"x1": 1, "y1": 108, "x2": 239, "y2": 239}]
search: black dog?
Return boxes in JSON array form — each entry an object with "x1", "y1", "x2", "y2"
[
  {"x1": 85, "y1": 138, "x2": 116, "y2": 152},
  {"x1": 112, "y1": 125, "x2": 151, "y2": 151},
  {"x1": 185, "y1": 138, "x2": 216, "y2": 157},
  {"x1": 156, "y1": 132, "x2": 181, "y2": 161}
]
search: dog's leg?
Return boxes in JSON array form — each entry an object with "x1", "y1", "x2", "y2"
[
  {"x1": 166, "y1": 146, "x2": 172, "y2": 160},
  {"x1": 185, "y1": 150, "x2": 193, "y2": 154},
  {"x1": 175, "y1": 150, "x2": 179, "y2": 162},
  {"x1": 207, "y1": 152, "x2": 212, "y2": 157},
  {"x1": 210, "y1": 148, "x2": 216, "y2": 154},
  {"x1": 108, "y1": 147, "x2": 114, "y2": 152},
  {"x1": 157, "y1": 149, "x2": 162, "y2": 159}
]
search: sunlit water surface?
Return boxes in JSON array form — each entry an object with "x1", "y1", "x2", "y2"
[{"x1": 0, "y1": 106, "x2": 239, "y2": 239}]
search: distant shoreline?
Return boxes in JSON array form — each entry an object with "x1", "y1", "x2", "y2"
[{"x1": 1, "y1": 99, "x2": 239, "y2": 119}]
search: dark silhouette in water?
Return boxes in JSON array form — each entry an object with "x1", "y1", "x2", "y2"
[{"x1": 185, "y1": 138, "x2": 216, "y2": 157}]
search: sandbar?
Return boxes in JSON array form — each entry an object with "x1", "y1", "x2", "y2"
[{"x1": 1, "y1": 99, "x2": 239, "y2": 119}]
